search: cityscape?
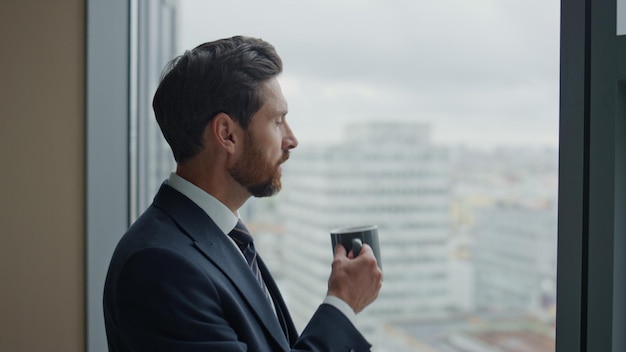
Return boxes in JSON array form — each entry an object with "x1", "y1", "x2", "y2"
[{"x1": 243, "y1": 121, "x2": 558, "y2": 352}]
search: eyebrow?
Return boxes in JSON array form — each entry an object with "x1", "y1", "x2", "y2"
[{"x1": 274, "y1": 108, "x2": 288, "y2": 117}]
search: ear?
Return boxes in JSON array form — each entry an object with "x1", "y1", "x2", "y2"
[{"x1": 208, "y1": 112, "x2": 240, "y2": 154}]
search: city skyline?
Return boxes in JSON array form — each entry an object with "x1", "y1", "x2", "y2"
[{"x1": 243, "y1": 121, "x2": 558, "y2": 351}]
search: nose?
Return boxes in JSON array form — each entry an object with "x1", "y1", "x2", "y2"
[{"x1": 283, "y1": 121, "x2": 299, "y2": 150}]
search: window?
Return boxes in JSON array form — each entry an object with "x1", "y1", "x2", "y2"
[
  {"x1": 85, "y1": 0, "x2": 625, "y2": 351},
  {"x1": 176, "y1": 1, "x2": 560, "y2": 351}
]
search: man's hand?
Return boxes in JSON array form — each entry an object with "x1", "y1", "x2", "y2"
[{"x1": 327, "y1": 243, "x2": 383, "y2": 314}]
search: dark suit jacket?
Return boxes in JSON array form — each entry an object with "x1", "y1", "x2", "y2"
[{"x1": 103, "y1": 183, "x2": 371, "y2": 351}]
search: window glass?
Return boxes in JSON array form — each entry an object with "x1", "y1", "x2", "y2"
[{"x1": 161, "y1": 1, "x2": 560, "y2": 350}]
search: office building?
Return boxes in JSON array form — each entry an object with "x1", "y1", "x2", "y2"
[{"x1": 274, "y1": 122, "x2": 454, "y2": 329}]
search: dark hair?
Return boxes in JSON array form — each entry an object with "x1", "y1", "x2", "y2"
[{"x1": 152, "y1": 36, "x2": 283, "y2": 162}]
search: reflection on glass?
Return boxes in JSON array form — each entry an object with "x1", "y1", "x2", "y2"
[{"x1": 135, "y1": 1, "x2": 561, "y2": 350}]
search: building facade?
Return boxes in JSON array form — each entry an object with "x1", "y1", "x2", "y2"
[{"x1": 273, "y1": 122, "x2": 454, "y2": 329}]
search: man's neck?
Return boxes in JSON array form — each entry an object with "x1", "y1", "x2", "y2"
[{"x1": 175, "y1": 167, "x2": 249, "y2": 215}]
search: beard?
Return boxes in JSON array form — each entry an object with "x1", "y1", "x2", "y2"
[{"x1": 229, "y1": 132, "x2": 289, "y2": 198}]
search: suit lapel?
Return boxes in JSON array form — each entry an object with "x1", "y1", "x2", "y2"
[{"x1": 152, "y1": 184, "x2": 290, "y2": 350}]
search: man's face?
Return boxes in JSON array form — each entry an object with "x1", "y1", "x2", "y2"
[{"x1": 229, "y1": 78, "x2": 298, "y2": 197}]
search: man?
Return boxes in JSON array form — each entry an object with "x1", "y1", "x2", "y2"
[{"x1": 103, "y1": 36, "x2": 382, "y2": 351}]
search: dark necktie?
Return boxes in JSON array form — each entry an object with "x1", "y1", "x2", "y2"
[{"x1": 228, "y1": 220, "x2": 271, "y2": 302}]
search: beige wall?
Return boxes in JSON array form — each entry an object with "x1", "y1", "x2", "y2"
[{"x1": 0, "y1": 0, "x2": 85, "y2": 351}]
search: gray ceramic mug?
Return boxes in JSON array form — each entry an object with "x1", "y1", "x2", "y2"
[{"x1": 330, "y1": 225, "x2": 382, "y2": 269}]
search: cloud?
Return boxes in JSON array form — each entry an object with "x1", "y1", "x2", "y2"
[{"x1": 178, "y1": 0, "x2": 560, "y2": 148}]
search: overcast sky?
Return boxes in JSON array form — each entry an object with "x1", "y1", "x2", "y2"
[{"x1": 178, "y1": 0, "x2": 560, "y2": 149}]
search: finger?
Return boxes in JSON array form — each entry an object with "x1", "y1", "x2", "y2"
[
  {"x1": 356, "y1": 244, "x2": 379, "y2": 265},
  {"x1": 358, "y1": 243, "x2": 374, "y2": 256},
  {"x1": 334, "y1": 243, "x2": 347, "y2": 257},
  {"x1": 347, "y1": 250, "x2": 355, "y2": 259}
]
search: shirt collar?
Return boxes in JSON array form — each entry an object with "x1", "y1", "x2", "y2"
[{"x1": 167, "y1": 172, "x2": 239, "y2": 235}]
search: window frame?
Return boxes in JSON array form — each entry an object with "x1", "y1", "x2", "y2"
[
  {"x1": 86, "y1": 1, "x2": 130, "y2": 351},
  {"x1": 556, "y1": 0, "x2": 625, "y2": 351}
]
